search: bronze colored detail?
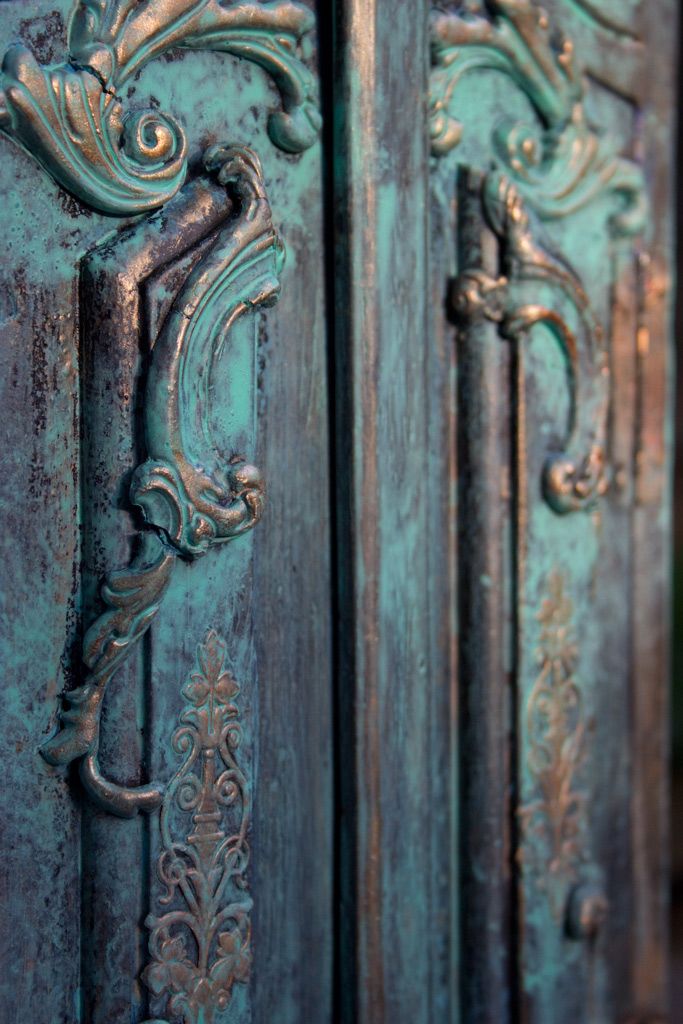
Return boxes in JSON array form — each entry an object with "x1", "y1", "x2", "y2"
[
  {"x1": 142, "y1": 628, "x2": 251, "y2": 1024},
  {"x1": 430, "y1": 0, "x2": 645, "y2": 234},
  {"x1": 518, "y1": 570, "x2": 588, "y2": 920},
  {"x1": 41, "y1": 145, "x2": 280, "y2": 816},
  {"x1": 0, "y1": 0, "x2": 319, "y2": 214},
  {"x1": 566, "y1": 881, "x2": 608, "y2": 941},
  {"x1": 452, "y1": 172, "x2": 608, "y2": 513}
]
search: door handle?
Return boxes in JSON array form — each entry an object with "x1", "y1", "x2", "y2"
[
  {"x1": 41, "y1": 145, "x2": 280, "y2": 816},
  {"x1": 452, "y1": 168, "x2": 609, "y2": 514}
]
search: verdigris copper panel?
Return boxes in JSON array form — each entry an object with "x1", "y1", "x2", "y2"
[
  {"x1": 0, "y1": 2, "x2": 331, "y2": 1023},
  {"x1": 0, "y1": 1, "x2": 674, "y2": 1022},
  {"x1": 429, "y1": 1, "x2": 673, "y2": 1021}
]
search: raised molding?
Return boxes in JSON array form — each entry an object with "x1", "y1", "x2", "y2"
[
  {"x1": 41, "y1": 145, "x2": 280, "y2": 817},
  {"x1": 430, "y1": 0, "x2": 645, "y2": 234},
  {"x1": 0, "y1": 0, "x2": 320, "y2": 214}
]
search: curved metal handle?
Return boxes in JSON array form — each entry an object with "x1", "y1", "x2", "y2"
[
  {"x1": 41, "y1": 145, "x2": 279, "y2": 817},
  {"x1": 451, "y1": 170, "x2": 609, "y2": 514}
]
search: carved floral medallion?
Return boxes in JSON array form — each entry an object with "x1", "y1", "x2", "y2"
[{"x1": 143, "y1": 628, "x2": 251, "y2": 1024}]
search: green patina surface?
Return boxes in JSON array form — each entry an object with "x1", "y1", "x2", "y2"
[
  {"x1": 0, "y1": 1, "x2": 674, "y2": 1023},
  {"x1": 0, "y1": 1, "x2": 331, "y2": 1022}
]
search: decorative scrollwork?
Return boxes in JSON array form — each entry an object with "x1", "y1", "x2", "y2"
[
  {"x1": 40, "y1": 144, "x2": 280, "y2": 816},
  {"x1": 518, "y1": 571, "x2": 588, "y2": 921},
  {"x1": 452, "y1": 171, "x2": 608, "y2": 513},
  {"x1": 131, "y1": 143, "x2": 276, "y2": 556},
  {"x1": 429, "y1": 0, "x2": 645, "y2": 234},
  {"x1": 0, "y1": 0, "x2": 320, "y2": 214},
  {"x1": 142, "y1": 628, "x2": 251, "y2": 1024}
]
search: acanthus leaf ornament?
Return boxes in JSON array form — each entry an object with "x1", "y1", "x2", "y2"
[
  {"x1": 142, "y1": 628, "x2": 251, "y2": 1024},
  {"x1": 452, "y1": 171, "x2": 608, "y2": 513},
  {"x1": 429, "y1": 0, "x2": 646, "y2": 234},
  {"x1": 40, "y1": 144, "x2": 280, "y2": 816},
  {"x1": 0, "y1": 0, "x2": 320, "y2": 215},
  {"x1": 517, "y1": 571, "x2": 595, "y2": 925}
]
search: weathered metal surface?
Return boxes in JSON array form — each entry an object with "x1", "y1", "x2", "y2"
[
  {"x1": 429, "y1": 0, "x2": 645, "y2": 236},
  {"x1": 143, "y1": 627, "x2": 252, "y2": 1024},
  {"x1": 0, "y1": 0, "x2": 675, "y2": 1022},
  {"x1": 74, "y1": 157, "x2": 271, "y2": 1019},
  {"x1": 42, "y1": 144, "x2": 278, "y2": 817},
  {"x1": 333, "y1": 1, "x2": 456, "y2": 1021},
  {"x1": 0, "y1": 0, "x2": 320, "y2": 212},
  {"x1": 454, "y1": 166, "x2": 514, "y2": 1024},
  {"x1": 0, "y1": 1, "x2": 331, "y2": 1022},
  {"x1": 431, "y1": 0, "x2": 675, "y2": 1021}
]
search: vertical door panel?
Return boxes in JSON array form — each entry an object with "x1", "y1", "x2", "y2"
[
  {"x1": 0, "y1": 2, "x2": 331, "y2": 1022},
  {"x1": 429, "y1": 1, "x2": 675, "y2": 1021},
  {"x1": 0, "y1": 8, "x2": 113, "y2": 1022},
  {"x1": 0, "y1": 1, "x2": 675, "y2": 1022},
  {"x1": 334, "y1": 2, "x2": 457, "y2": 1021}
]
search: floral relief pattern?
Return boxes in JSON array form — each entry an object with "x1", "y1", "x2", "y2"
[
  {"x1": 518, "y1": 571, "x2": 588, "y2": 920},
  {"x1": 143, "y1": 628, "x2": 251, "y2": 1024}
]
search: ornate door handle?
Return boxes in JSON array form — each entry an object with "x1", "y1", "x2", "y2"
[
  {"x1": 0, "y1": 0, "x2": 320, "y2": 817},
  {"x1": 451, "y1": 170, "x2": 608, "y2": 513},
  {"x1": 40, "y1": 144, "x2": 282, "y2": 817},
  {"x1": 0, "y1": 4, "x2": 321, "y2": 1018}
]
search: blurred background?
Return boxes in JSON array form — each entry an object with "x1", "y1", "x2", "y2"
[{"x1": 671, "y1": 18, "x2": 683, "y2": 1015}]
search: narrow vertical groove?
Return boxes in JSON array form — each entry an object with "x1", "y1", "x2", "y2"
[
  {"x1": 348, "y1": 6, "x2": 385, "y2": 1018},
  {"x1": 629, "y1": 1, "x2": 676, "y2": 1009},
  {"x1": 332, "y1": 1, "x2": 434, "y2": 1020},
  {"x1": 456, "y1": 168, "x2": 513, "y2": 1024},
  {"x1": 77, "y1": 266, "x2": 87, "y2": 1024},
  {"x1": 140, "y1": 631, "x2": 153, "y2": 1022},
  {"x1": 317, "y1": 0, "x2": 349, "y2": 1019},
  {"x1": 631, "y1": 247, "x2": 651, "y2": 1004},
  {"x1": 510, "y1": 336, "x2": 527, "y2": 1024},
  {"x1": 332, "y1": 2, "x2": 380, "y2": 1019}
]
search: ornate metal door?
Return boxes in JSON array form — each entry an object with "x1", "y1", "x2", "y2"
[
  {"x1": 0, "y1": 2, "x2": 675, "y2": 1023},
  {"x1": 426, "y1": 2, "x2": 674, "y2": 1021},
  {"x1": 0, "y1": 3, "x2": 331, "y2": 1022}
]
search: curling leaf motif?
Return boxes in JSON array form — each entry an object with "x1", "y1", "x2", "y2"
[
  {"x1": 0, "y1": 0, "x2": 320, "y2": 214},
  {"x1": 429, "y1": 0, "x2": 645, "y2": 234},
  {"x1": 142, "y1": 628, "x2": 251, "y2": 1024},
  {"x1": 40, "y1": 145, "x2": 279, "y2": 816}
]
